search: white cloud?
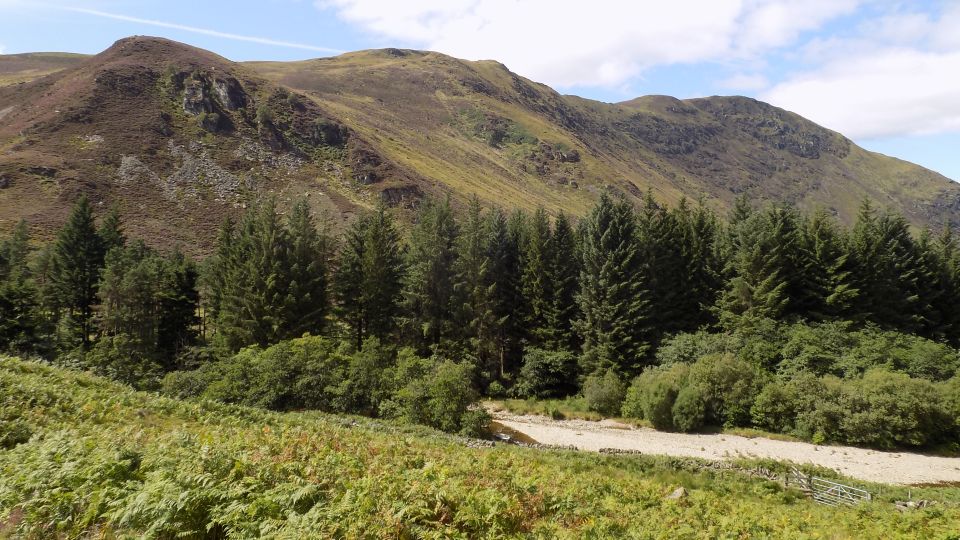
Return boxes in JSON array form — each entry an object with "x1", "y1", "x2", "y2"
[
  {"x1": 319, "y1": 0, "x2": 859, "y2": 89},
  {"x1": 0, "y1": 44, "x2": 6, "y2": 55},
  {"x1": 66, "y1": 7, "x2": 343, "y2": 53},
  {"x1": 735, "y1": 0, "x2": 859, "y2": 53},
  {"x1": 762, "y1": 48, "x2": 960, "y2": 139},
  {"x1": 719, "y1": 73, "x2": 769, "y2": 91}
]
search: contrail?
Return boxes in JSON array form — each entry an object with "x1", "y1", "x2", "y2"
[{"x1": 66, "y1": 7, "x2": 343, "y2": 54}]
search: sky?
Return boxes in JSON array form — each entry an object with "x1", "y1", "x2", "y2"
[{"x1": 2, "y1": 0, "x2": 959, "y2": 180}]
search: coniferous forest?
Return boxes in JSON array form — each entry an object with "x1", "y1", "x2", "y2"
[{"x1": 2, "y1": 192, "x2": 959, "y2": 448}]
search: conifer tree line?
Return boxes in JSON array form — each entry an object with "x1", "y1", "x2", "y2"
[{"x1": 3, "y1": 191, "x2": 960, "y2": 397}]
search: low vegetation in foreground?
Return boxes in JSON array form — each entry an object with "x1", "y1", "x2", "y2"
[{"x1": 3, "y1": 357, "x2": 960, "y2": 539}]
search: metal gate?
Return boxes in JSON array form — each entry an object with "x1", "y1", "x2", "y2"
[{"x1": 789, "y1": 468, "x2": 872, "y2": 506}]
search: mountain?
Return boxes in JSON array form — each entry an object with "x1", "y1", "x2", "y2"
[{"x1": 2, "y1": 36, "x2": 958, "y2": 253}]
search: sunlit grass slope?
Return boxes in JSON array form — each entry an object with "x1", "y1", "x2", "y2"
[{"x1": 1, "y1": 356, "x2": 958, "y2": 539}]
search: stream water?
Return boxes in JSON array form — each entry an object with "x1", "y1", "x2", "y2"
[{"x1": 487, "y1": 421, "x2": 539, "y2": 445}]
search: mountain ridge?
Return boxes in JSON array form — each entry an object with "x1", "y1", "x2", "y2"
[{"x1": 1, "y1": 36, "x2": 958, "y2": 253}]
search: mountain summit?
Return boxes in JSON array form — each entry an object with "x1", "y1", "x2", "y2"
[{"x1": 1, "y1": 36, "x2": 958, "y2": 251}]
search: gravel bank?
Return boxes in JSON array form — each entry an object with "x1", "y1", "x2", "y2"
[{"x1": 491, "y1": 411, "x2": 960, "y2": 485}]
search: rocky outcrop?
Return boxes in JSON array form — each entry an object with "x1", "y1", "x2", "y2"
[{"x1": 182, "y1": 74, "x2": 214, "y2": 115}]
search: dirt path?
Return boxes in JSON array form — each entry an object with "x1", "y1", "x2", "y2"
[{"x1": 491, "y1": 411, "x2": 960, "y2": 485}]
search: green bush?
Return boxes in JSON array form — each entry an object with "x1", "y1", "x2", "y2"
[
  {"x1": 0, "y1": 418, "x2": 31, "y2": 449},
  {"x1": 751, "y1": 380, "x2": 799, "y2": 433},
  {"x1": 621, "y1": 364, "x2": 689, "y2": 430},
  {"x1": 656, "y1": 331, "x2": 735, "y2": 365},
  {"x1": 732, "y1": 318, "x2": 786, "y2": 370},
  {"x1": 159, "y1": 367, "x2": 214, "y2": 400},
  {"x1": 671, "y1": 385, "x2": 706, "y2": 432},
  {"x1": 778, "y1": 321, "x2": 857, "y2": 378},
  {"x1": 162, "y1": 338, "x2": 486, "y2": 435},
  {"x1": 391, "y1": 359, "x2": 482, "y2": 434},
  {"x1": 487, "y1": 380, "x2": 507, "y2": 398},
  {"x1": 513, "y1": 348, "x2": 579, "y2": 399},
  {"x1": 837, "y1": 369, "x2": 952, "y2": 448},
  {"x1": 839, "y1": 328, "x2": 960, "y2": 381},
  {"x1": 777, "y1": 322, "x2": 960, "y2": 381},
  {"x1": 583, "y1": 369, "x2": 626, "y2": 416},
  {"x1": 792, "y1": 375, "x2": 844, "y2": 443},
  {"x1": 84, "y1": 335, "x2": 164, "y2": 390},
  {"x1": 686, "y1": 353, "x2": 767, "y2": 427},
  {"x1": 199, "y1": 335, "x2": 349, "y2": 412}
]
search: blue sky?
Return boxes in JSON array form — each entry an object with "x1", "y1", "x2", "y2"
[{"x1": 2, "y1": 0, "x2": 959, "y2": 180}]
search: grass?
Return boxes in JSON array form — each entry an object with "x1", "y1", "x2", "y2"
[{"x1": 3, "y1": 356, "x2": 960, "y2": 538}]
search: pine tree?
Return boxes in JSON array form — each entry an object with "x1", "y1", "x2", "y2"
[
  {"x1": 914, "y1": 229, "x2": 948, "y2": 339},
  {"x1": 0, "y1": 220, "x2": 30, "y2": 280},
  {"x1": 934, "y1": 225, "x2": 960, "y2": 344},
  {"x1": 283, "y1": 199, "x2": 331, "y2": 338},
  {"x1": 546, "y1": 211, "x2": 580, "y2": 351},
  {"x1": 637, "y1": 193, "x2": 688, "y2": 340},
  {"x1": 402, "y1": 196, "x2": 458, "y2": 354},
  {"x1": 575, "y1": 192, "x2": 651, "y2": 376},
  {"x1": 681, "y1": 199, "x2": 723, "y2": 329},
  {"x1": 203, "y1": 216, "x2": 236, "y2": 325},
  {"x1": 214, "y1": 200, "x2": 293, "y2": 350},
  {"x1": 717, "y1": 204, "x2": 794, "y2": 326},
  {"x1": 803, "y1": 209, "x2": 859, "y2": 319},
  {"x1": 335, "y1": 203, "x2": 404, "y2": 351},
  {"x1": 851, "y1": 202, "x2": 923, "y2": 332},
  {"x1": 0, "y1": 221, "x2": 41, "y2": 353},
  {"x1": 98, "y1": 206, "x2": 126, "y2": 256},
  {"x1": 487, "y1": 208, "x2": 524, "y2": 379},
  {"x1": 98, "y1": 241, "x2": 159, "y2": 347},
  {"x1": 454, "y1": 196, "x2": 497, "y2": 376},
  {"x1": 50, "y1": 196, "x2": 106, "y2": 348},
  {"x1": 156, "y1": 249, "x2": 200, "y2": 365},
  {"x1": 521, "y1": 207, "x2": 553, "y2": 346}
]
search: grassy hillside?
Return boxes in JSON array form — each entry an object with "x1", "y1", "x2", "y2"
[
  {"x1": 0, "y1": 52, "x2": 87, "y2": 86},
  {"x1": 2, "y1": 356, "x2": 958, "y2": 538},
  {"x1": 249, "y1": 49, "x2": 960, "y2": 229},
  {"x1": 2, "y1": 37, "x2": 959, "y2": 254}
]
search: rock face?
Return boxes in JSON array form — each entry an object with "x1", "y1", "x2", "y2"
[{"x1": 181, "y1": 75, "x2": 213, "y2": 115}]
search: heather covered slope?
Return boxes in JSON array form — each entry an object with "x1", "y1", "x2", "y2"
[
  {"x1": 249, "y1": 49, "x2": 960, "y2": 228},
  {"x1": 2, "y1": 37, "x2": 959, "y2": 253},
  {"x1": 0, "y1": 52, "x2": 87, "y2": 86},
  {"x1": 2, "y1": 356, "x2": 958, "y2": 538},
  {"x1": 0, "y1": 37, "x2": 423, "y2": 253}
]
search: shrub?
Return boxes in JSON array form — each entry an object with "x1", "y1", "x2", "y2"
[
  {"x1": 0, "y1": 418, "x2": 31, "y2": 449},
  {"x1": 621, "y1": 364, "x2": 689, "y2": 429},
  {"x1": 583, "y1": 370, "x2": 626, "y2": 416},
  {"x1": 169, "y1": 335, "x2": 349, "y2": 412},
  {"x1": 792, "y1": 375, "x2": 843, "y2": 443},
  {"x1": 839, "y1": 328, "x2": 960, "y2": 381},
  {"x1": 731, "y1": 317, "x2": 785, "y2": 370},
  {"x1": 160, "y1": 367, "x2": 216, "y2": 400},
  {"x1": 84, "y1": 335, "x2": 164, "y2": 390},
  {"x1": 837, "y1": 369, "x2": 952, "y2": 448},
  {"x1": 513, "y1": 348, "x2": 579, "y2": 398},
  {"x1": 393, "y1": 359, "x2": 479, "y2": 433},
  {"x1": 778, "y1": 321, "x2": 856, "y2": 378},
  {"x1": 751, "y1": 381, "x2": 799, "y2": 433},
  {"x1": 487, "y1": 380, "x2": 507, "y2": 398},
  {"x1": 671, "y1": 385, "x2": 706, "y2": 432},
  {"x1": 656, "y1": 331, "x2": 735, "y2": 365},
  {"x1": 686, "y1": 353, "x2": 767, "y2": 427},
  {"x1": 330, "y1": 338, "x2": 394, "y2": 415}
]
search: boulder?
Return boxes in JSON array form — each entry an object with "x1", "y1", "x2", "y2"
[{"x1": 666, "y1": 487, "x2": 687, "y2": 500}]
